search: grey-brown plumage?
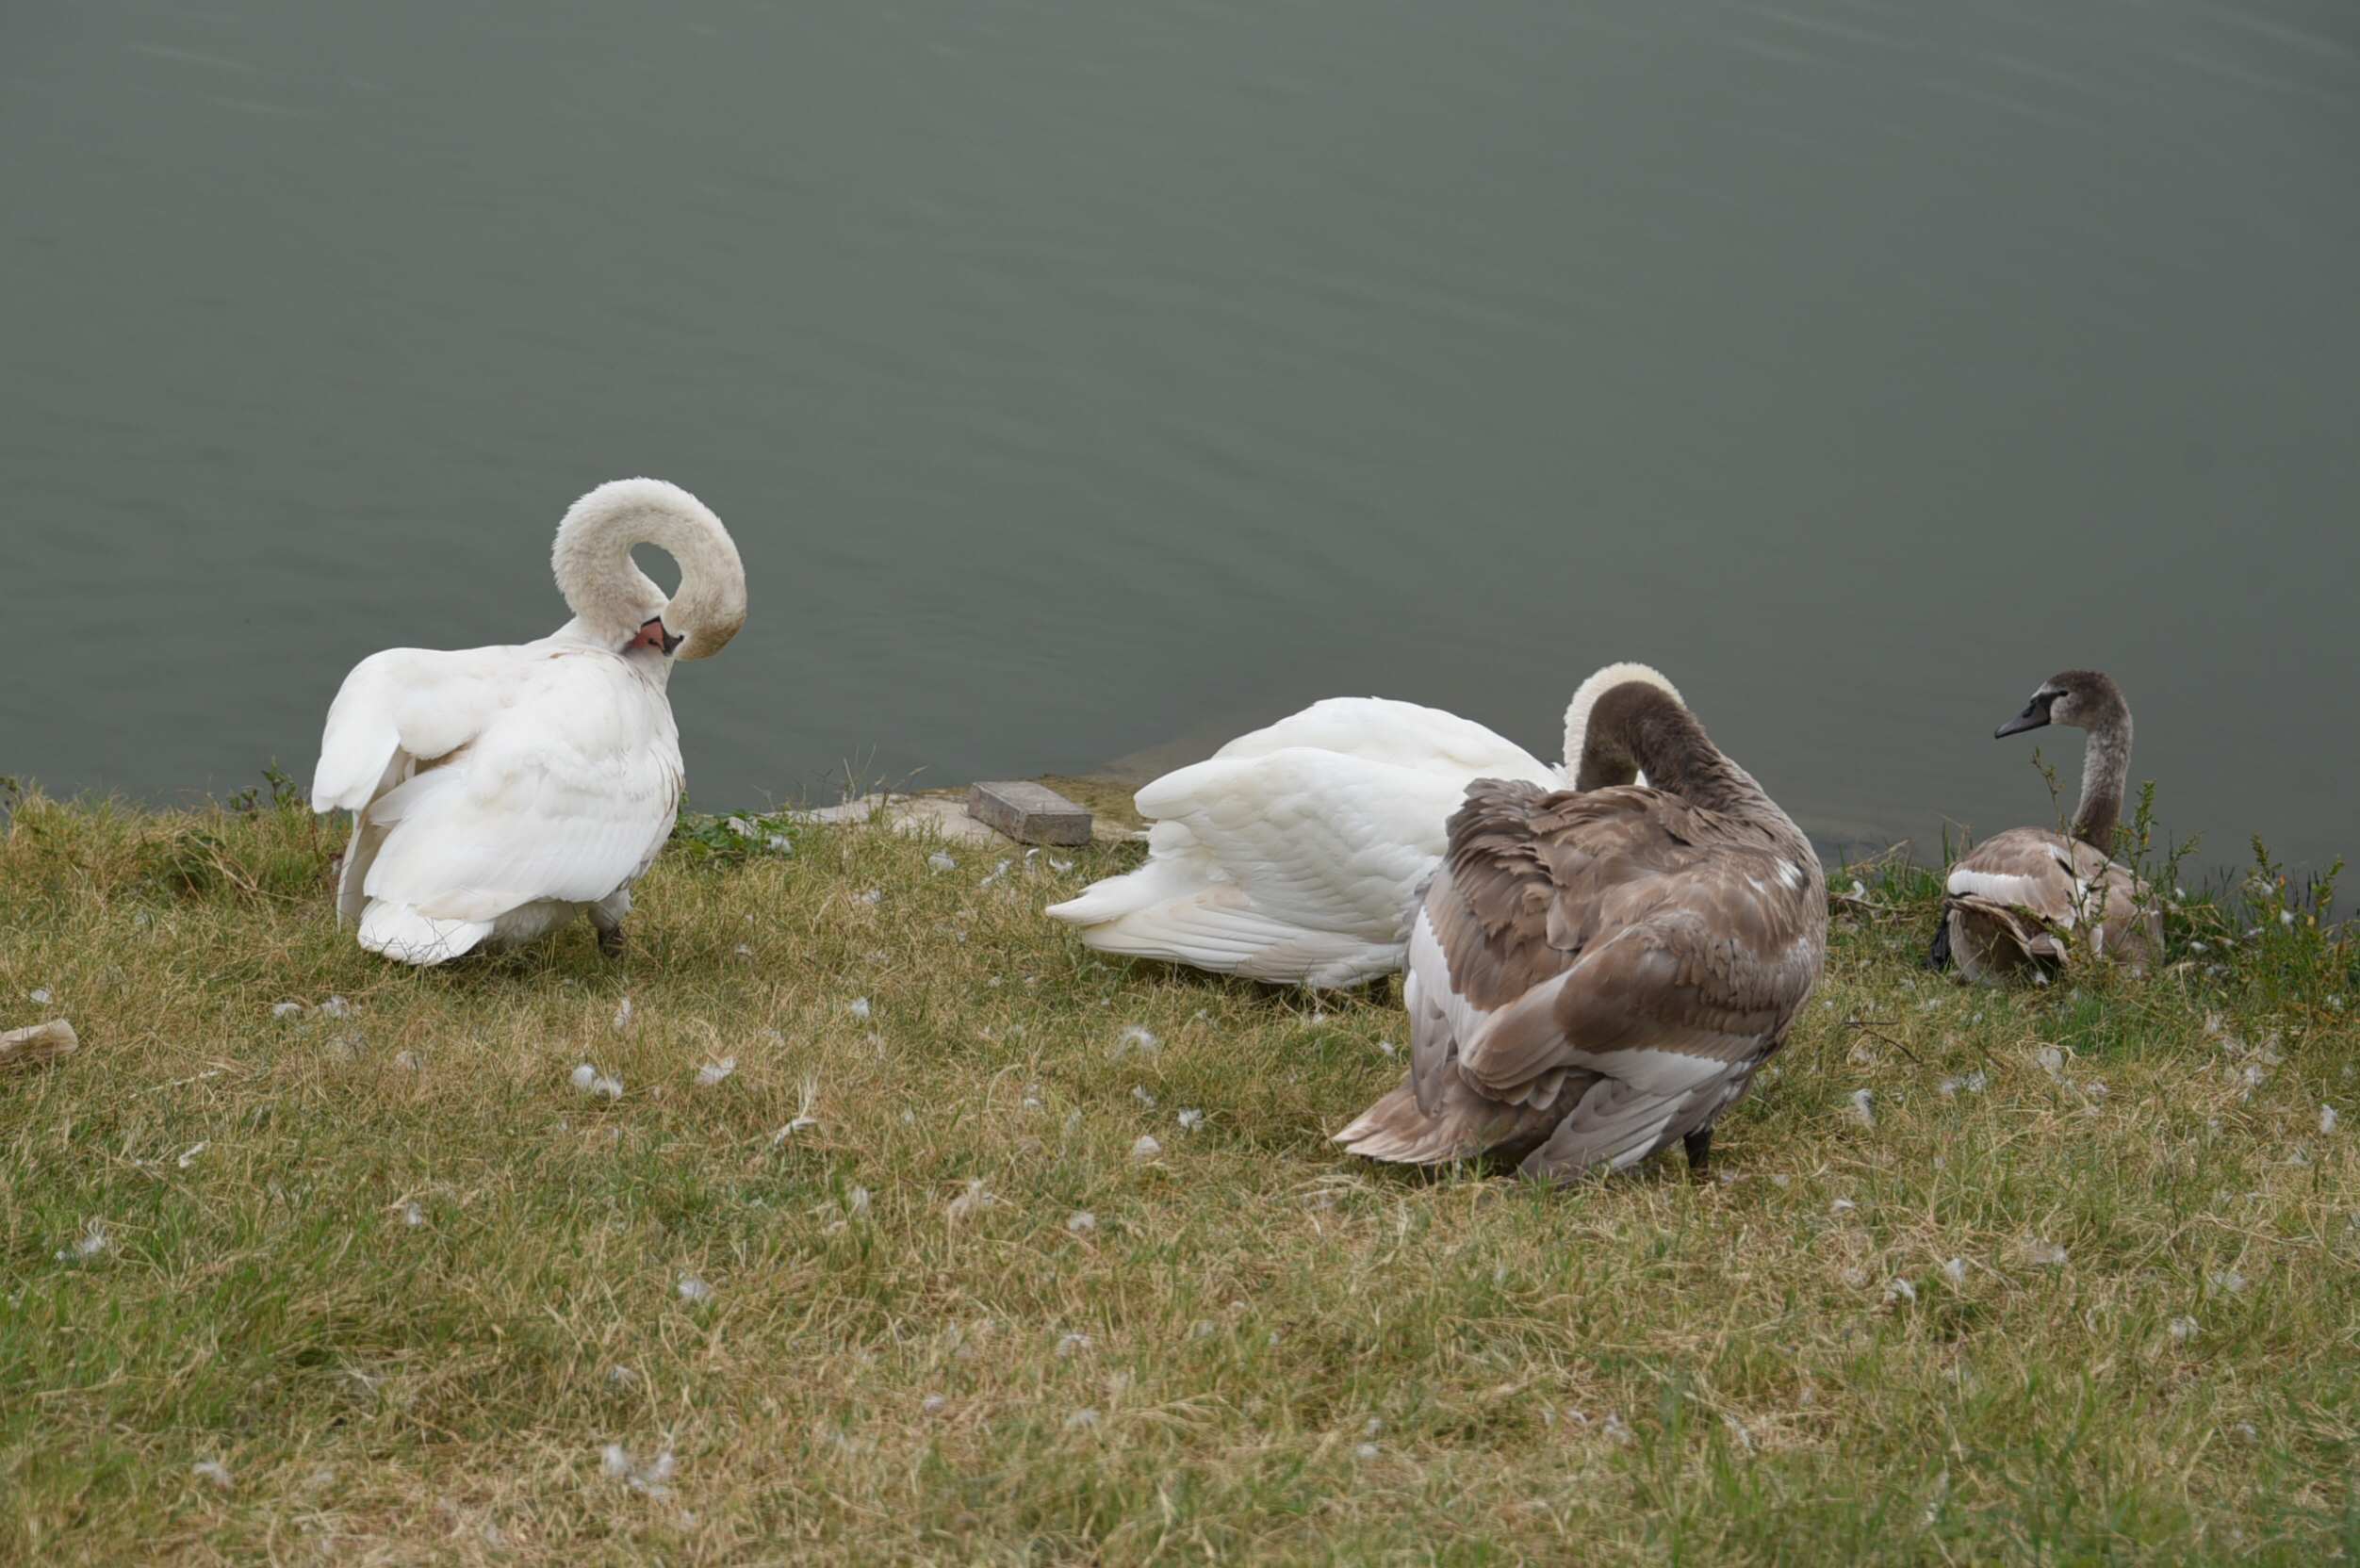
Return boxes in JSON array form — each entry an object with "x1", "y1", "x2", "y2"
[
  {"x1": 1335, "y1": 673, "x2": 1827, "y2": 1182},
  {"x1": 1939, "y1": 670, "x2": 2161, "y2": 982}
]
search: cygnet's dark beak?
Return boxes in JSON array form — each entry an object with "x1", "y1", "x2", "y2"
[
  {"x1": 628, "y1": 617, "x2": 684, "y2": 656},
  {"x1": 1994, "y1": 694, "x2": 2053, "y2": 738}
]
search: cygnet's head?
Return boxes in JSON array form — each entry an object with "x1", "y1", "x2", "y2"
[
  {"x1": 1561, "y1": 662, "x2": 1683, "y2": 780},
  {"x1": 1995, "y1": 669, "x2": 2127, "y2": 738},
  {"x1": 1565, "y1": 663, "x2": 1692, "y2": 790}
]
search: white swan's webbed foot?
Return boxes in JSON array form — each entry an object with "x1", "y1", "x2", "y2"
[{"x1": 598, "y1": 923, "x2": 627, "y2": 957}]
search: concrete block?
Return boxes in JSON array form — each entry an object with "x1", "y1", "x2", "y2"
[{"x1": 967, "y1": 780, "x2": 1092, "y2": 846}]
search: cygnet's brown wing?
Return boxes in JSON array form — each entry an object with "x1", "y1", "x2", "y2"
[
  {"x1": 1338, "y1": 779, "x2": 1589, "y2": 1166},
  {"x1": 1336, "y1": 777, "x2": 1826, "y2": 1176},
  {"x1": 1943, "y1": 826, "x2": 2161, "y2": 980}
]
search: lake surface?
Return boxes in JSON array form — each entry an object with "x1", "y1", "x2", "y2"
[{"x1": 5, "y1": 0, "x2": 2355, "y2": 873}]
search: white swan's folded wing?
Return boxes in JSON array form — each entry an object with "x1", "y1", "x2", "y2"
[
  {"x1": 353, "y1": 650, "x2": 681, "y2": 923},
  {"x1": 1134, "y1": 747, "x2": 1475, "y2": 942},
  {"x1": 312, "y1": 645, "x2": 526, "y2": 810},
  {"x1": 1211, "y1": 697, "x2": 1559, "y2": 784}
]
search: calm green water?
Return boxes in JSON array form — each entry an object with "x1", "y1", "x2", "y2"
[{"x1": 4, "y1": 1, "x2": 2355, "y2": 871}]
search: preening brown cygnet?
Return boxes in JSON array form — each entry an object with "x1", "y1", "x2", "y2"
[
  {"x1": 1334, "y1": 668, "x2": 1827, "y2": 1181},
  {"x1": 1931, "y1": 670, "x2": 2161, "y2": 982}
]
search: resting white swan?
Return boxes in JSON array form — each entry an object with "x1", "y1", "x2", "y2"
[
  {"x1": 311, "y1": 478, "x2": 746, "y2": 964},
  {"x1": 1043, "y1": 664, "x2": 1679, "y2": 988}
]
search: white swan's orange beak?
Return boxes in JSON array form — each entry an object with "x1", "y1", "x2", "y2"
[{"x1": 628, "y1": 617, "x2": 683, "y2": 656}]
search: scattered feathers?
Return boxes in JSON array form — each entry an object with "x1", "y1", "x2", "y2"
[
  {"x1": 57, "y1": 1219, "x2": 107, "y2": 1262},
  {"x1": 771, "y1": 1077, "x2": 821, "y2": 1141},
  {"x1": 946, "y1": 1179, "x2": 992, "y2": 1221},
  {"x1": 601, "y1": 1445, "x2": 674, "y2": 1498}
]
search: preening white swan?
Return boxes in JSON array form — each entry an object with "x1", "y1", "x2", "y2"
[
  {"x1": 310, "y1": 478, "x2": 746, "y2": 964},
  {"x1": 1043, "y1": 664, "x2": 1679, "y2": 988},
  {"x1": 1932, "y1": 669, "x2": 2161, "y2": 982}
]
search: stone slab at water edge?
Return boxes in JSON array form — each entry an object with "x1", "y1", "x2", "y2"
[{"x1": 966, "y1": 780, "x2": 1093, "y2": 846}]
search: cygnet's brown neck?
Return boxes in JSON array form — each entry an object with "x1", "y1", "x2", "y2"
[
  {"x1": 1577, "y1": 685, "x2": 1792, "y2": 837},
  {"x1": 2071, "y1": 702, "x2": 2133, "y2": 851}
]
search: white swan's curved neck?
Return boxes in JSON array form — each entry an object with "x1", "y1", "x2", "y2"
[{"x1": 549, "y1": 479, "x2": 746, "y2": 660}]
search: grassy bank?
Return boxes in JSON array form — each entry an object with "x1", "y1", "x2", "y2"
[{"x1": 0, "y1": 785, "x2": 2354, "y2": 1565}]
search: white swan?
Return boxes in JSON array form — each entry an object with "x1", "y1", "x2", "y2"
[
  {"x1": 1043, "y1": 664, "x2": 1679, "y2": 988},
  {"x1": 310, "y1": 478, "x2": 746, "y2": 964}
]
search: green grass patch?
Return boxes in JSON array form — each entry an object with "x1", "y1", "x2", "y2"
[{"x1": 0, "y1": 785, "x2": 2354, "y2": 1563}]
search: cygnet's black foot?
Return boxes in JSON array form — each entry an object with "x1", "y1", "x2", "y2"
[
  {"x1": 598, "y1": 923, "x2": 627, "y2": 957},
  {"x1": 1924, "y1": 916, "x2": 1954, "y2": 972},
  {"x1": 1682, "y1": 1127, "x2": 1713, "y2": 1177}
]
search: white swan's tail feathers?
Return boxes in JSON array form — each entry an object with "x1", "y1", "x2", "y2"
[
  {"x1": 1062, "y1": 885, "x2": 1402, "y2": 988},
  {"x1": 356, "y1": 902, "x2": 495, "y2": 966}
]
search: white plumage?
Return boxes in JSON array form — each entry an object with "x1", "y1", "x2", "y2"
[
  {"x1": 311, "y1": 478, "x2": 745, "y2": 964},
  {"x1": 1044, "y1": 665, "x2": 1677, "y2": 988}
]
